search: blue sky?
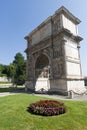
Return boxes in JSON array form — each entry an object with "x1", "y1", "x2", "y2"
[{"x1": 0, "y1": 0, "x2": 87, "y2": 76}]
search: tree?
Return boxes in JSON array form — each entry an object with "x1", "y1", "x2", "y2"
[
  {"x1": 13, "y1": 52, "x2": 25, "y2": 65},
  {"x1": 0, "y1": 52, "x2": 26, "y2": 85},
  {"x1": 13, "y1": 52, "x2": 26, "y2": 85},
  {"x1": 0, "y1": 64, "x2": 5, "y2": 76},
  {"x1": 1, "y1": 64, "x2": 15, "y2": 82},
  {"x1": 2, "y1": 65, "x2": 9, "y2": 76}
]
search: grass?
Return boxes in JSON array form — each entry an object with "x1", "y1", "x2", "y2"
[{"x1": 0, "y1": 94, "x2": 87, "y2": 130}]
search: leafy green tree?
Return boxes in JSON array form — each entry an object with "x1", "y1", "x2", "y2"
[
  {"x1": 0, "y1": 64, "x2": 5, "y2": 76},
  {"x1": 13, "y1": 52, "x2": 26, "y2": 85},
  {"x1": 1, "y1": 64, "x2": 15, "y2": 80},
  {"x1": 1, "y1": 65, "x2": 9, "y2": 77},
  {"x1": 0, "y1": 64, "x2": 3, "y2": 72},
  {"x1": 7, "y1": 64, "x2": 16, "y2": 81},
  {"x1": 13, "y1": 52, "x2": 25, "y2": 65},
  {"x1": 0, "y1": 52, "x2": 26, "y2": 85}
]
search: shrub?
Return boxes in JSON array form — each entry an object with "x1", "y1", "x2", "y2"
[{"x1": 27, "y1": 100, "x2": 66, "y2": 116}]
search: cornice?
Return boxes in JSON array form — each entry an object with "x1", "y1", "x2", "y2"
[
  {"x1": 25, "y1": 6, "x2": 81, "y2": 40},
  {"x1": 55, "y1": 6, "x2": 81, "y2": 24},
  {"x1": 53, "y1": 28, "x2": 83, "y2": 42}
]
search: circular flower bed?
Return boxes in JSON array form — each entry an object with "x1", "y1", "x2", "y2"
[{"x1": 27, "y1": 100, "x2": 66, "y2": 116}]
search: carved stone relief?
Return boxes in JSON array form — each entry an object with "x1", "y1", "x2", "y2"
[
  {"x1": 53, "y1": 44, "x2": 63, "y2": 59},
  {"x1": 25, "y1": 6, "x2": 84, "y2": 95},
  {"x1": 35, "y1": 67, "x2": 49, "y2": 78},
  {"x1": 53, "y1": 17, "x2": 61, "y2": 33},
  {"x1": 52, "y1": 59, "x2": 64, "y2": 77},
  {"x1": 43, "y1": 47, "x2": 52, "y2": 58}
]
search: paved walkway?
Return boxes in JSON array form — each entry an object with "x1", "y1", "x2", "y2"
[
  {"x1": 34, "y1": 94, "x2": 87, "y2": 101},
  {"x1": 0, "y1": 92, "x2": 87, "y2": 101},
  {"x1": 0, "y1": 92, "x2": 18, "y2": 97}
]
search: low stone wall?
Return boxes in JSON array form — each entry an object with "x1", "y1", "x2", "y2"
[{"x1": 0, "y1": 76, "x2": 11, "y2": 82}]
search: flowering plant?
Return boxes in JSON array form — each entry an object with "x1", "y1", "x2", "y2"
[{"x1": 27, "y1": 100, "x2": 66, "y2": 116}]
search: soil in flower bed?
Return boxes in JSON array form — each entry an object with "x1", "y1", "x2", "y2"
[{"x1": 27, "y1": 100, "x2": 66, "y2": 116}]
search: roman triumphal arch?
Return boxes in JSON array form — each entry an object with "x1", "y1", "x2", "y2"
[{"x1": 24, "y1": 6, "x2": 86, "y2": 95}]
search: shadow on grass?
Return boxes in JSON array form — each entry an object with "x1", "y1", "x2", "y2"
[{"x1": 0, "y1": 87, "x2": 25, "y2": 93}]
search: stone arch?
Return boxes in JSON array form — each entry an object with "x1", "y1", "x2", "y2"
[{"x1": 35, "y1": 54, "x2": 49, "y2": 79}]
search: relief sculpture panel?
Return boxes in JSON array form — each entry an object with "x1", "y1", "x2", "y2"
[
  {"x1": 53, "y1": 44, "x2": 63, "y2": 59},
  {"x1": 53, "y1": 17, "x2": 61, "y2": 33},
  {"x1": 52, "y1": 59, "x2": 64, "y2": 77}
]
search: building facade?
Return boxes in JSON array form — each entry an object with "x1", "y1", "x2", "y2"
[{"x1": 24, "y1": 6, "x2": 86, "y2": 95}]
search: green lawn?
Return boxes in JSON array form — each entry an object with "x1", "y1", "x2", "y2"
[{"x1": 0, "y1": 94, "x2": 87, "y2": 130}]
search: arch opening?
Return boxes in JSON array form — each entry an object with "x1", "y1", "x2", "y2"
[{"x1": 35, "y1": 54, "x2": 49, "y2": 79}]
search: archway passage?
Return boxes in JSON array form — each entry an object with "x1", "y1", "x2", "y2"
[
  {"x1": 35, "y1": 54, "x2": 49, "y2": 79},
  {"x1": 35, "y1": 54, "x2": 49, "y2": 92}
]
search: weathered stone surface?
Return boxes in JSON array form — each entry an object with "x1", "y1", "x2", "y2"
[{"x1": 24, "y1": 6, "x2": 86, "y2": 95}]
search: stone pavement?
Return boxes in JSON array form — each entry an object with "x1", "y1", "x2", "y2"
[
  {"x1": 34, "y1": 94, "x2": 87, "y2": 101},
  {"x1": 0, "y1": 92, "x2": 17, "y2": 97},
  {"x1": 0, "y1": 92, "x2": 87, "y2": 101}
]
